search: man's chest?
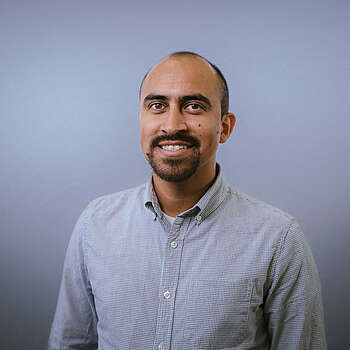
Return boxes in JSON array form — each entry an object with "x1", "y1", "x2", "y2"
[{"x1": 86, "y1": 215, "x2": 274, "y2": 349}]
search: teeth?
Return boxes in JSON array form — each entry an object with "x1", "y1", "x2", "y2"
[{"x1": 161, "y1": 145, "x2": 188, "y2": 151}]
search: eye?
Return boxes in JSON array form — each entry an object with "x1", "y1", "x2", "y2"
[
  {"x1": 149, "y1": 102, "x2": 166, "y2": 111},
  {"x1": 184, "y1": 103, "x2": 205, "y2": 113}
]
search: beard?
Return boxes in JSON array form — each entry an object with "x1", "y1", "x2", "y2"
[{"x1": 146, "y1": 131, "x2": 201, "y2": 182}]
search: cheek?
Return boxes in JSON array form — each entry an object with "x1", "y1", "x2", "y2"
[
  {"x1": 139, "y1": 125, "x2": 152, "y2": 152},
  {"x1": 204, "y1": 121, "x2": 221, "y2": 139},
  {"x1": 199, "y1": 128, "x2": 220, "y2": 149},
  {"x1": 140, "y1": 118, "x2": 154, "y2": 141}
]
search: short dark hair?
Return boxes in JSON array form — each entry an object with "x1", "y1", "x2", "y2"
[{"x1": 139, "y1": 51, "x2": 229, "y2": 116}]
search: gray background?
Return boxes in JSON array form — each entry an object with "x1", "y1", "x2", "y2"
[{"x1": 1, "y1": 0, "x2": 349, "y2": 349}]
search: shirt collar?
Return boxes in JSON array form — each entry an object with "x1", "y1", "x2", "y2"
[{"x1": 144, "y1": 163, "x2": 228, "y2": 224}]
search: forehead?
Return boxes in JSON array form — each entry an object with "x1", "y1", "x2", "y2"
[{"x1": 141, "y1": 56, "x2": 221, "y2": 102}]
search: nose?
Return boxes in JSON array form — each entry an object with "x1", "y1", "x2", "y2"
[{"x1": 160, "y1": 105, "x2": 187, "y2": 134}]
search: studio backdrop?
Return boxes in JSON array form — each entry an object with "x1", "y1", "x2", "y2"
[{"x1": 0, "y1": 0, "x2": 349, "y2": 349}]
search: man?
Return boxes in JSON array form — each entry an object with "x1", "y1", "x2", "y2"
[{"x1": 48, "y1": 52, "x2": 327, "y2": 349}]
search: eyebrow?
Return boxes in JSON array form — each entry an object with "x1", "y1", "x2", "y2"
[
  {"x1": 143, "y1": 94, "x2": 167, "y2": 107},
  {"x1": 143, "y1": 93, "x2": 212, "y2": 109},
  {"x1": 179, "y1": 94, "x2": 212, "y2": 109}
]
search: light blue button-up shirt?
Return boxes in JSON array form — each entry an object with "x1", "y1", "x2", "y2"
[{"x1": 48, "y1": 165, "x2": 327, "y2": 350}]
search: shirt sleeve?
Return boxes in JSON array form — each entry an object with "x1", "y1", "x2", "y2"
[
  {"x1": 264, "y1": 219, "x2": 327, "y2": 350},
  {"x1": 48, "y1": 206, "x2": 98, "y2": 350}
]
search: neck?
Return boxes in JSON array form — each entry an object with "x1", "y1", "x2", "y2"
[{"x1": 152, "y1": 162, "x2": 217, "y2": 217}]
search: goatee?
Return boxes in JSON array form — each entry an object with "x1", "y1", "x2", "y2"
[{"x1": 146, "y1": 131, "x2": 200, "y2": 182}]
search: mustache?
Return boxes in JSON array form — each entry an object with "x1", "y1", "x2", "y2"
[{"x1": 151, "y1": 131, "x2": 200, "y2": 149}]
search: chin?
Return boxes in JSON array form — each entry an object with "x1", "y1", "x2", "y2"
[{"x1": 150, "y1": 157, "x2": 200, "y2": 183}]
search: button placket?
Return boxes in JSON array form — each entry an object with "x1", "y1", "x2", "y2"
[{"x1": 153, "y1": 220, "x2": 184, "y2": 350}]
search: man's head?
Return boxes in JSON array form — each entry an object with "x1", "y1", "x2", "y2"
[
  {"x1": 140, "y1": 51, "x2": 229, "y2": 117},
  {"x1": 139, "y1": 52, "x2": 236, "y2": 183}
]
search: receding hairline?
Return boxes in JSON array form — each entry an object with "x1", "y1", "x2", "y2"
[{"x1": 139, "y1": 51, "x2": 229, "y2": 116}]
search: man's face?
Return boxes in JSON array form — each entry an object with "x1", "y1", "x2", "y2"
[{"x1": 139, "y1": 56, "x2": 230, "y2": 183}]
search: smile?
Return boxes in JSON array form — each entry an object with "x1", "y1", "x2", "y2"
[{"x1": 160, "y1": 145, "x2": 189, "y2": 151}]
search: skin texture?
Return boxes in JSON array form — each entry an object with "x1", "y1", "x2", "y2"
[{"x1": 139, "y1": 55, "x2": 236, "y2": 216}]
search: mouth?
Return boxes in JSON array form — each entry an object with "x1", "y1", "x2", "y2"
[
  {"x1": 157, "y1": 141, "x2": 194, "y2": 152},
  {"x1": 156, "y1": 142, "x2": 194, "y2": 156},
  {"x1": 160, "y1": 145, "x2": 189, "y2": 151},
  {"x1": 150, "y1": 132, "x2": 200, "y2": 158}
]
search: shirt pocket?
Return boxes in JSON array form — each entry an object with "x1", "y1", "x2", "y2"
[{"x1": 183, "y1": 278, "x2": 251, "y2": 349}]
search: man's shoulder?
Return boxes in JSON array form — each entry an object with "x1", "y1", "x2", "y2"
[
  {"x1": 85, "y1": 183, "x2": 148, "y2": 215},
  {"x1": 225, "y1": 186, "x2": 296, "y2": 233},
  {"x1": 231, "y1": 188, "x2": 293, "y2": 219}
]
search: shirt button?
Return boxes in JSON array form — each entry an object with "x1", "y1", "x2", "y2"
[
  {"x1": 170, "y1": 240, "x2": 178, "y2": 249},
  {"x1": 196, "y1": 215, "x2": 202, "y2": 222},
  {"x1": 158, "y1": 343, "x2": 165, "y2": 350},
  {"x1": 163, "y1": 290, "x2": 171, "y2": 299}
]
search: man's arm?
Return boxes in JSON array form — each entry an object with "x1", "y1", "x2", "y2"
[
  {"x1": 264, "y1": 219, "x2": 327, "y2": 349},
  {"x1": 48, "y1": 207, "x2": 98, "y2": 350}
]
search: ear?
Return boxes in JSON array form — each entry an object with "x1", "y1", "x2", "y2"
[{"x1": 219, "y1": 113, "x2": 236, "y2": 143}]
